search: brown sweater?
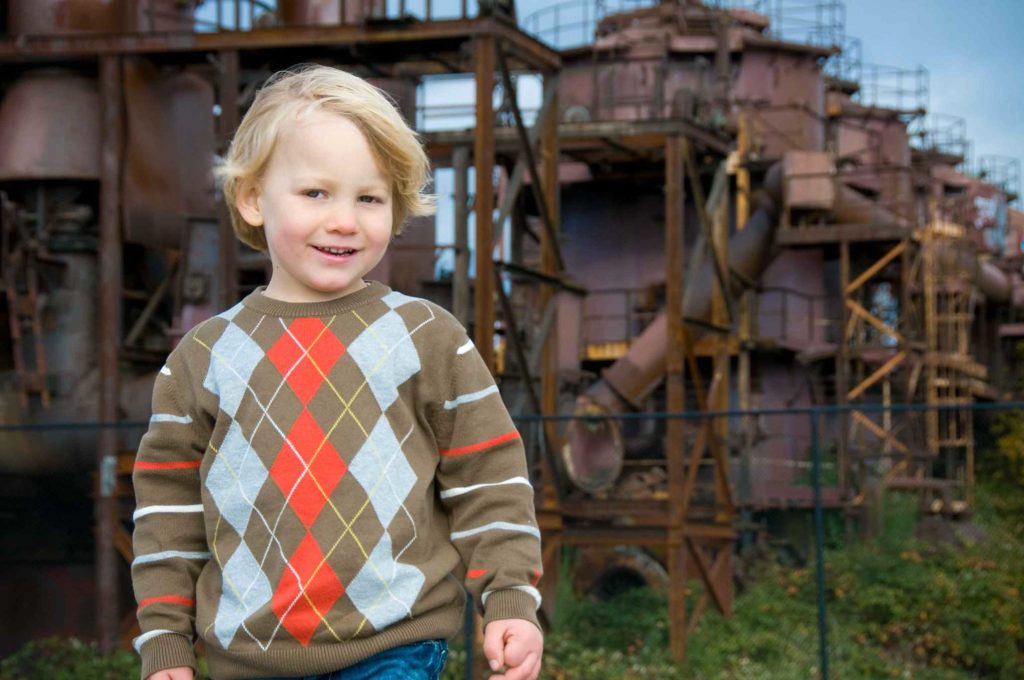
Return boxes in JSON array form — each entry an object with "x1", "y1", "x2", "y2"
[{"x1": 131, "y1": 282, "x2": 542, "y2": 680}]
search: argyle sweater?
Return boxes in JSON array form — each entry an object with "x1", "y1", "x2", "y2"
[{"x1": 131, "y1": 282, "x2": 542, "y2": 680}]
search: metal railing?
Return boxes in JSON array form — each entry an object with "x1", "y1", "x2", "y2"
[
  {"x1": 854, "y1": 62, "x2": 929, "y2": 113},
  {"x1": 974, "y1": 155, "x2": 1022, "y2": 207},
  {"x1": 415, "y1": 75, "x2": 543, "y2": 132},
  {"x1": 909, "y1": 112, "x2": 969, "y2": 160},
  {"x1": 521, "y1": 0, "x2": 656, "y2": 50},
  {"x1": 159, "y1": 0, "x2": 485, "y2": 33}
]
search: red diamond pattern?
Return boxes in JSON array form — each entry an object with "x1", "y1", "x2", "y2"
[
  {"x1": 270, "y1": 410, "x2": 347, "y2": 528},
  {"x1": 267, "y1": 318, "x2": 346, "y2": 404},
  {"x1": 271, "y1": 532, "x2": 345, "y2": 646}
]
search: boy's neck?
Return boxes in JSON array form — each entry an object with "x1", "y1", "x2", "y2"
[
  {"x1": 242, "y1": 280, "x2": 386, "y2": 318},
  {"x1": 262, "y1": 279, "x2": 369, "y2": 304}
]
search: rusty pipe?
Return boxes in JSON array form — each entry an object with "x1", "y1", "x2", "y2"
[
  {"x1": 920, "y1": 238, "x2": 1013, "y2": 304},
  {"x1": 0, "y1": 71, "x2": 101, "y2": 181},
  {"x1": 563, "y1": 163, "x2": 783, "y2": 493},
  {"x1": 832, "y1": 182, "x2": 910, "y2": 228}
]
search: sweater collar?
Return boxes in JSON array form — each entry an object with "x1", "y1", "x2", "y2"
[{"x1": 239, "y1": 280, "x2": 391, "y2": 317}]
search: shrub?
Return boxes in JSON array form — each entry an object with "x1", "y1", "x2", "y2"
[{"x1": 0, "y1": 637, "x2": 138, "y2": 680}]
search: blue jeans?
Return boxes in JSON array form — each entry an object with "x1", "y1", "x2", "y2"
[{"x1": 254, "y1": 639, "x2": 448, "y2": 680}]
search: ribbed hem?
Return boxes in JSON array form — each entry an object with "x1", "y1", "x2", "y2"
[
  {"x1": 204, "y1": 605, "x2": 463, "y2": 680},
  {"x1": 482, "y1": 590, "x2": 541, "y2": 631},
  {"x1": 240, "y1": 280, "x2": 390, "y2": 317},
  {"x1": 139, "y1": 633, "x2": 197, "y2": 680}
]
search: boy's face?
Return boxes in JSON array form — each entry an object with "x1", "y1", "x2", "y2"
[{"x1": 236, "y1": 109, "x2": 393, "y2": 303}]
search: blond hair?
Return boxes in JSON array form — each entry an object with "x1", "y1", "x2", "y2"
[{"x1": 216, "y1": 64, "x2": 434, "y2": 250}]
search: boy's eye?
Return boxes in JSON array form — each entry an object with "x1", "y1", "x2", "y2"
[
  {"x1": 359, "y1": 195, "x2": 382, "y2": 204},
  {"x1": 303, "y1": 189, "x2": 325, "y2": 199}
]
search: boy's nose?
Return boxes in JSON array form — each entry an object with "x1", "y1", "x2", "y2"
[{"x1": 325, "y1": 204, "x2": 359, "y2": 233}]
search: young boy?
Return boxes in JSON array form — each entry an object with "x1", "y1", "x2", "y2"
[{"x1": 131, "y1": 64, "x2": 544, "y2": 680}]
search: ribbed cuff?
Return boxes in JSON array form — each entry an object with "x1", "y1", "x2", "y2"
[
  {"x1": 139, "y1": 633, "x2": 197, "y2": 680},
  {"x1": 482, "y1": 589, "x2": 541, "y2": 631}
]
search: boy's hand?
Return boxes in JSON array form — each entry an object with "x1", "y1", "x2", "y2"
[
  {"x1": 483, "y1": 618, "x2": 543, "y2": 680},
  {"x1": 146, "y1": 667, "x2": 194, "y2": 680}
]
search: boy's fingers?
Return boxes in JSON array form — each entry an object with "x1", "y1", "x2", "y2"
[
  {"x1": 482, "y1": 624, "x2": 506, "y2": 671},
  {"x1": 522, "y1": 654, "x2": 542, "y2": 680},
  {"x1": 502, "y1": 634, "x2": 532, "y2": 668},
  {"x1": 490, "y1": 652, "x2": 539, "y2": 680}
]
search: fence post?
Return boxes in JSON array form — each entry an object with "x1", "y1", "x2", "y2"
[{"x1": 811, "y1": 408, "x2": 830, "y2": 680}]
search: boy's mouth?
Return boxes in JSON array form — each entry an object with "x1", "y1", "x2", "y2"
[{"x1": 314, "y1": 245, "x2": 357, "y2": 256}]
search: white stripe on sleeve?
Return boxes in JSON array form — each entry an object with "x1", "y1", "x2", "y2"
[
  {"x1": 456, "y1": 340, "x2": 474, "y2": 355},
  {"x1": 440, "y1": 476, "x2": 533, "y2": 500},
  {"x1": 133, "y1": 504, "x2": 204, "y2": 521},
  {"x1": 482, "y1": 585, "x2": 542, "y2": 610},
  {"x1": 133, "y1": 629, "x2": 186, "y2": 654},
  {"x1": 443, "y1": 385, "x2": 499, "y2": 410},
  {"x1": 150, "y1": 413, "x2": 193, "y2": 424},
  {"x1": 132, "y1": 550, "x2": 212, "y2": 566},
  {"x1": 450, "y1": 521, "x2": 541, "y2": 541}
]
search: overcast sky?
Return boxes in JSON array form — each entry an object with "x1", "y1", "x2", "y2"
[{"x1": 843, "y1": 0, "x2": 1024, "y2": 186}]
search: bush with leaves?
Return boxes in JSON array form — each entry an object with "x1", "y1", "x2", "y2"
[{"x1": 0, "y1": 637, "x2": 139, "y2": 680}]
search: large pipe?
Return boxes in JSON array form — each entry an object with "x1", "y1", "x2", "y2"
[
  {"x1": 564, "y1": 164, "x2": 784, "y2": 492},
  {"x1": 933, "y1": 242, "x2": 1015, "y2": 305},
  {"x1": 0, "y1": 71, "x2": 101, "y2": 181},
  {"x1": 833, "y1": 182, "x2": 911, "y2": 227}
]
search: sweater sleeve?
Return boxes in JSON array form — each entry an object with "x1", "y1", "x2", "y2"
[
  {"x1": 429, "y1": 325, "x2": 543, "y2": 630},
  {"x1": 131, "y1": 342, "x2": 212, "y2": 678}
]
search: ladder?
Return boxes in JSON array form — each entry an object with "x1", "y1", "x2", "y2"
[{"x1": 1, "y1": 193, "x2": 51, "y2": 408}]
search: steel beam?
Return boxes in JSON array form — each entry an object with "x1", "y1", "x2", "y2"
[
  {"x1": 837, "y1": 239, "x2": 850, "y2": 494},
  {"x1": 559, "y1": 524, "x2": 736, "y2": 546},
  {"x1": 776, "y1": 223, "x2": 909, "y2": 246},
  {"x1": 664, "y1": 135, "x2": 688, "y2": 661},
  {"x1": 847, "y1": 351, "x2": 906, "y2": 401},
  {"x1": 682, "y1": 142, "x2": 733, "y2": 326},
  {"x1": 217, "y1": 50, "x2": 240, "y2": 310},
  {"x1": 845, "y1": 240, "x2": 907, "y2": 295},
  {"x1": 493, "y1": 76, "x2": 558, "y2": 246},
  {"x1": 452, "y1": 146, "x2": 471, "y2": 327},
  {"x1": 473, "y1": 35, "x2": 495, "y2": 372},
  {"x1": 0, "y1": 18, "x2": 560, "y2": 71},
  {"x1": 425, "y1": 119, "x2": 733, "y2": 159},
  {"x1": 495, "y1": 44, "x2": 563, "y2": 271},
  {"x1": 97, "y1": 54, "x2": 124, "y2": 654},
  {"x1": 539, "y1": 72, "x2": 562, "y2": 508},
  {"x1": 735, "y1": 112, "x2": 753, "y2": 504}
]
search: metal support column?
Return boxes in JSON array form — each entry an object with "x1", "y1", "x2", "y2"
[
  {"x1": 537, "y1": 69, "x2": 562, "y2": 623},
  {"x1": 665, "y1": 135, "x2": 688, "y2": 661},
  {"x1": 97, "y1": 54, "x2": 124, "y2": 653},
  {"x1": 453, "y1": 145, "x2": 471, "y2": 327},
  {"x1": 837, "y1": 239, "x2": 850, "y2": 495},
  {"x1": 473, "y1": 36, "x2": 496, "y2": 372},
  {"x1": 710, "y1": 164, "x2": 731, "y2": 519},
  {"x1": 736, "y1": 113, "x2": 753, "y2": 505},
  {"x1": 217, "y1": 50, "x2": 240, "y2": 310},
  {"x1": 540, "y1": 71, "x2": 560, "y2": 502}
]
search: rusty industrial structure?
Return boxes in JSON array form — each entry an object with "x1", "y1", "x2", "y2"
[{"x1": 0, "y1": 0, "x2": 1021, "y2": 667}]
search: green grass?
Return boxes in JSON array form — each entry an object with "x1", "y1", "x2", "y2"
[
  {"x1": 5, "y1": 484, "x2": 1022, "y2": 680},
  {"x1": 518, "y1": 483, "x2": 1024, "y2": 680}
]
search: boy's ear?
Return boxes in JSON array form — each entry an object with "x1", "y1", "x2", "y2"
[{"x1": 234, "y1": 179, "x2": 264, "y2": 227}]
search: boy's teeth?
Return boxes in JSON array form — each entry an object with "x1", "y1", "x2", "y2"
[{"x1": 319, "y1": 246, "x2": 355, "y2": 255}]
